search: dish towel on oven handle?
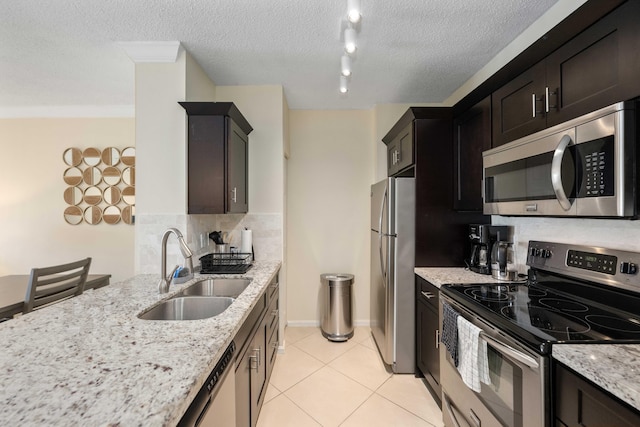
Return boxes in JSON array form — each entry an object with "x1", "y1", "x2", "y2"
[
  {"x1": 441, "y1": 302, "x2": 459, "y2": 366},
  {"x1": 456, "y1": 316, "x2": 490, "y2": 392}
]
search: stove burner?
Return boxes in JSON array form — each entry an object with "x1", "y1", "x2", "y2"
[
  {"x1": 465, "y1": 286, "x2": 514, "y2": 302},
  {"x1": 526, "y1": 287, "x2": 548, "y2": 297},
  {"x1": 500, "y1": 305, "x2": 592, "y2": 335},
  {"x1": 585, "y1": 315, "x2": 640, "y2": 333},
  {"x1": 538, "y1": 298, "x2": 588, "y2": 313}
]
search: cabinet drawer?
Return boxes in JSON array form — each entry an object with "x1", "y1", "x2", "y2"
[
  {"x1": 267, "y1": 278, "x2": 279, "y2": 303},
  {"x1": 266, "y1": 294, "x2": 279, "y2": 339},
  {"x1": 267, "y1": 322, "x2": 278, "y2": 369},
  {"x1": 416, "y1": 276, "x2": 439, "y2": 309}
]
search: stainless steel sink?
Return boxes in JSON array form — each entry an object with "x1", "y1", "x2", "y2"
[
  {"x1": 138, "y1": 296, "x2": 234, "y2": 320},
  {"x1": 180, "y1": 278, "x2": 251, "y2": 298}
]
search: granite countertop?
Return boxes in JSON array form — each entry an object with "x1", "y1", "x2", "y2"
[
  {"x1": 553, "y1": 344, "x2": 640, "y2": 411},
  {"x1": 0, "y1": 261, "x2": 281, "y2": 426},
  {"x1": 414, "y1": 267, "x2": 503, "y2": 288}
]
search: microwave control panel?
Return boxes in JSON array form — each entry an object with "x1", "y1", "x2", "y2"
[{"x1": 576, "y1": 136, "x2": 614, "y2": 198}]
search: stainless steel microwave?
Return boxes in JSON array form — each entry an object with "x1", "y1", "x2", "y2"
[{"x1": 483, "y1": 101, "x2": 638, "y2": 217}]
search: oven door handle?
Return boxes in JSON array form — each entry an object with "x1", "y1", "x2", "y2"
[
  {"x1": 551, "y1": 134, "x2": 573, "y2": 211},
  {"x1": 481, "y1": 333, "x2": 539, "y2": 369}
]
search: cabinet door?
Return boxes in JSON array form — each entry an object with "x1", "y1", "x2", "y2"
[
  {"x1": 235, "y1": 350, "x2": 251, "y2": 427},
  {"x1": 555, "y1": 363, "x2": 640, "y2": 427},
  {"x1": 187, "y1": 116, "x2": 226, "y2": 214},
  {"x1": 453, "y1": 96, "x2": 491, "y2": 211},
  {"x1": 227, "y1": 118, "x2": 248, "y2": 213},
  {"x1": 492, "y1": 62, "x2": 546, "y2": 147},
  {"x1": 387, "y1": 139, "x2": 399, "y2": 176},
  {"x1": 545, "y1": 0, "x2": 640, "y2": 127},
  {"x1": 387, "y1": 123, "x2": 414, "y2": 176},
  {"x1": 250, "y1": 320, "x2": 267, "y2": 427},
  {"x1": 416, "y1": 277, "x2": 441, "y2": 401}
]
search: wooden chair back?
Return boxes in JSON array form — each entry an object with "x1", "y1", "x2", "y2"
[{"x1": 24, "y1": 258, "x2": 92, "y2": 314}]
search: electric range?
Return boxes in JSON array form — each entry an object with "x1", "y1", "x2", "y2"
[
  {"x1": 443, "y1": 240, "x2": 640, "y2": 355},
  {"x1": 439, "y1": 240, "x2": 640, "y2": 427}
]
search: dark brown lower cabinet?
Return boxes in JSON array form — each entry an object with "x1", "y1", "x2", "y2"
[
  {"x1": 416, "y1": 275, "x2": 441, "y2": 406},
  {"x1": 235, "y1": 273, "x2": 279, "y2": 427},
  {"x1": 554, "y1": 362, "x2": 640, "y2": 427}
]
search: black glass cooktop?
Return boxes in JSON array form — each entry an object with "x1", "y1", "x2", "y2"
[{"x1": 442, "y1": 270, "x2": 640, "y2": 354}]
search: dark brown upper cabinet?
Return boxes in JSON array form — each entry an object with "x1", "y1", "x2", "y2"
[
  {"x1": 179, "y1": 102, "x2": 253, "y2": 214},
  {"x1": 385, "y1": 122, "x2": 414, "y2": 177},
  {"x1": 453, "y1": 96, "x2": 492, "y2": 211},
  {"x1": 492, "y1": 0, "x2": 640, "y2": 147}
]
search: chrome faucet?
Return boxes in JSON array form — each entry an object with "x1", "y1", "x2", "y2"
[{"x1": 158, "y1": 228, "x2": 194, "y2": 294}]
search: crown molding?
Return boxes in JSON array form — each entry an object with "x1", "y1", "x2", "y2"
[
  {"x1": 0, "y1": 105, "x2": 135, "y2": 118},
  {"x1": 117, "y1": 41, "x2": 182, "y2": 63}
]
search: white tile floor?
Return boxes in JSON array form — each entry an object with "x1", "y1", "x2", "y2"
[{"x1": 257, "y1": 326, "x2": 444, "y2": 427}]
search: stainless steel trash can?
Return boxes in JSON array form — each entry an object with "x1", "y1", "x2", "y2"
[{"x1": 320, "y1": 273, "x2": 354, "y2": 341}]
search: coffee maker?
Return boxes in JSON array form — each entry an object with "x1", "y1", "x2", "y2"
[{"x1": 468, "y1": 224, "x2": 511, "y2": 275}]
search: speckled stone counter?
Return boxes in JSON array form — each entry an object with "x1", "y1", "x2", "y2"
[
  {"x1": 0, "y1": 261, "x2": 281, "y2": 426},
  {"x1": 553, "y1": 344, "x2": 640, "y2": 411},
  {"x1": 414, "y1": 267, "x2": 501, "y2": 288}
]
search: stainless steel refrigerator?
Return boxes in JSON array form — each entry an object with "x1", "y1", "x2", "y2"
[{"x1": 370, "y1": 177, "x2": 415, "y2": 373}]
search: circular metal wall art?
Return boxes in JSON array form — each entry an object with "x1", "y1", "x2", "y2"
[
  {"x1": 63, "y1": 146, "x2": 135, "y2": 225},
  {"x1": 101, "y1": 147, "x2": 121, "y2": 166},
  {"x1": 82, "y1": 147, "x2": 102, "y2": 166},
  {"x1": 63, "y1": 148, "x2": 82, "y2": 167},
  {"x1": 64, "y1": 206, "x2": 83, "y2": 225}
]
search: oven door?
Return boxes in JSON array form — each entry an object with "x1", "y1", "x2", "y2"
[
  {"x1": 440, "y1": 295, "x2": 548, "y2": 427},
  {"x1": 483, "y1": 126, "x2": 577, "y2": 216}
]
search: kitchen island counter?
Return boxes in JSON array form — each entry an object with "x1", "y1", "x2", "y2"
[{"x1": 0, "y1": 261, "x2": 281, "y2": 425}]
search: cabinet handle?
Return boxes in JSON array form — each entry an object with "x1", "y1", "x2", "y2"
[
  {"x1": 532, "y1": 93, "x2": 544, "y2": 118},
  {"x1": 545, "y1": 87, "x2": 550, "y2": 113},
  {"x1": 249, "y1": 353, "x2": 258, "y2": 370},
  {"x1": 435, "y1": 329, "x2": 440, "y2": 349},
  {"x1": 272, "y1": 309, "x2": 279, "y2": 318},
  {"x1": 231, "y1": 187, "x2": 237, "y2": 203},
  {"x1": 271, "y1": 341, "x2": 279, "y2": 349},
  {"x1": 421, "y1": 291, "x2": 435, "y2": 299},
  {"x1": 546, "y1": 86, "x2": 558, "y2": 112},
  {"x1": 396, "y1": 149, "x2": 401, "y2": 163}
]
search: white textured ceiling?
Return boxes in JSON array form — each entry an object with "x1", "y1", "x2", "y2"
[{"x1": 0, "y1": 0, "x2": 558, "y2": 110}]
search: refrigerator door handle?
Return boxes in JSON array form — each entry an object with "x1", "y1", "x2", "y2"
[{"x1": 378, "y1": 187, "x2": 388, "y2": 287}]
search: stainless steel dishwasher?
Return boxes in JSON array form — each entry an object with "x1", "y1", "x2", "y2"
[{"x1": 178, "y1": 341, "x2": 236, "y2": 427}]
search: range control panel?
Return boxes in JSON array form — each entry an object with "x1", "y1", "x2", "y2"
[
  {"x1": 567, "y1": 250, "x2": 618, "y2": 275},
  {"x1": 527, "y1": 241, "x2": 640, "y2": 294}
]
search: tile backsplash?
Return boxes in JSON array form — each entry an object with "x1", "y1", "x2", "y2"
[
  {"x1": 492, "y1": 215, "x2": 640, "y2": 271},
  {"x1": 135, "y1": 213, "x2": 282, "y2": 275},
  {"x1": 188, "y1": 213, "x2": 283, "y2": 261}
]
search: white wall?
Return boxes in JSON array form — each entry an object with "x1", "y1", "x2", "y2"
[
  {"x1": 134, "y1": 50, "x2": 217, "y2": 274},
  {"x1": 0, "y1": 117, "x2": 135, "y2": 282},
  {"x1": 216, "y1": 86, "x2": 286, "y2": 214},
  {"x1": 287, "y1": 110, "x2": 374, "y2": 325}
]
